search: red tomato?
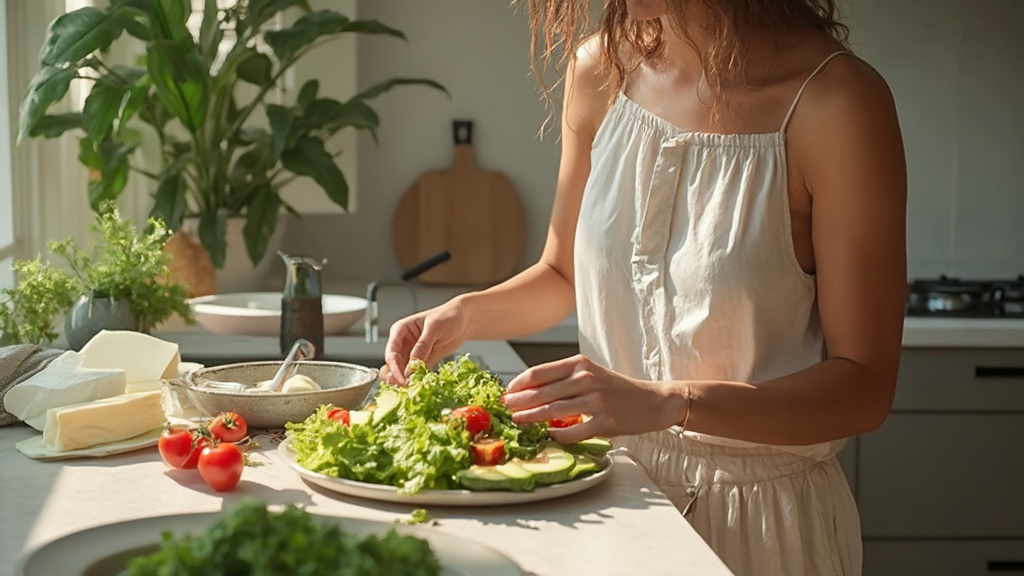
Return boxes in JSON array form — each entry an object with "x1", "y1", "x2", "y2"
[
  {"x1": 451, "y1": 405, "x2": 492, "y2": 436},
  {"x1": 470, "y1": 438, "x2": 505, "y2": 466},
  {"x1": 209, "y1": 412, "x2": 248, "y2": 443},
  {"x1": 158, "y1": 427, "x2": 207, "y2": 469},
  {"x1": 549, "y1": 414, "x2": 583, "y2": 428},
  {"x1": 327, "y1": 407, "x2": 351, "y2": 426},
  {"x1": 197, "y1": 442, "x2": 244, "y2": 492},
  {"x1": 181, "y1": 434, "x2": 210, "y2": 469}
]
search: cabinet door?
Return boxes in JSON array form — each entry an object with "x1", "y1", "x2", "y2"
[
  {"x1": 864, "y1": 540, "x2": 1024, "y2": 576},
  {"x1": 896, "y1": 349, "x2": 1024, "y2": 411},
  {"x1": 858, "y1": 414, "x2": 1024, "y2": 538}
]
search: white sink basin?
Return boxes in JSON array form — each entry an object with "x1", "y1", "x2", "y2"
[{"x1": 189, "y1": 292, "x2": 366, "y2": 336}]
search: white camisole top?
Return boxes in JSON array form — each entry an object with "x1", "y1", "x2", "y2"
[{"x1": 573, "y1": 51, "x2": 852, "y2": 461}]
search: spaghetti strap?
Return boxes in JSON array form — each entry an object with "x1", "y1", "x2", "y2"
[{"x1": 780, "y1": 50, "x2": 854, "y2": 132}]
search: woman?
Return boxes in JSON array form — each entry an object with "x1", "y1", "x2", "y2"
[{"x1": 383, "y1": 1, "x2": 906, "y2": 574}]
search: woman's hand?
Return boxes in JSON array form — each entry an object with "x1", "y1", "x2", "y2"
[
  {"x1": 502, "y1": 355, "x2": 686, "y2": 444},
  {"x1": 381, "y1": 301, "x2": 470, "y2": 386}
]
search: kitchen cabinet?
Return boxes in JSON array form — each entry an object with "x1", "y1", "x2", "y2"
[{"x1": 855, "y1": 348, "x2": 1024, "y2": 575}]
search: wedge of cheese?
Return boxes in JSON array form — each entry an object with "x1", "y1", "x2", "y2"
[
  {"x1": 3, "y1": 351, "x2": 127, "y2": 431},
  {"x1": 42, "y1": 390, "x2": 166, "y2": 452},
  {"x1": 80, "y1": 330, "x2": 180, "y2": 393}
]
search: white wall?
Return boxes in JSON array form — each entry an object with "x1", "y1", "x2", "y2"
[{"x1": 281, "y1": 0, "x2": 1024, "y2": 284}]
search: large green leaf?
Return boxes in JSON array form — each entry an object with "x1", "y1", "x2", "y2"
[
  {"x1": 266, "y1": 104, "x2": 294, "y2": 158},
  {"x1": 198, "y1": 210, "x2": 229, "y2": 268},
  {"x1": 356, "y1": 78, "x2": 449, "y2": 101},
  {"x1": 150, "y1": 165, "x2": 188, "y2": 232},
  {"x1": 280, "y1": 136, "x2": 348, "y2": 209},
  {"x1": 242, "y1": 187, "x2": 282, "y2": 265},
  {"x1": 82, "y1": 66, "x2": 146, "y2": 142},
  {"x1": 28, "y1": 113, "x2": 82, "y2": 138},
  {"x1": 236, "y1": 50, "x2": 274, "y2": 87},
  {"x1": 239, "y1": 0, "x2": 312, "y2": 37},
  {"x1": 18, "y1": 66, "x2": 78, "y2": 143},
  {"x1": 296, "y1": 79, "x2": 318, "y2": 107},
  {"x1": 198, "y1": 0, "x2": 224, "y2": 62},
  {"x1": 79, "y1": 137, "x2": 137, "y2": 210},
  {"x1": 147, "y1": 38, "x2": 210, "y2": 132},
  {"x1": 40, "y1": 7, "x2": 128, "y2": 67},
  {"x1": 146, "y1": 0, "x2": 192, "y2": 42},
  {"x1": 118, "y1": 75, "x2": 151, "y2": 136},
  {"x1": 265, "y1": 12, "x2": 405, "y2": 63}
]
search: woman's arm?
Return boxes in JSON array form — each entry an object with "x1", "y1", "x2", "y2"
[
  {"x1": 449, "y1": 38, "x2": 612, "y2": 341},
  {"x1": 382, "y1": 39, "x2": 611, "y2": 380},
  {"x1": 505, "y1": 56, "x2": 908, "y2": 446}
]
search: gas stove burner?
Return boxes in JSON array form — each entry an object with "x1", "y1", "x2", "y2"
[{"x1": 906, "y1": 275, "x2": 1024, "y2": 318}]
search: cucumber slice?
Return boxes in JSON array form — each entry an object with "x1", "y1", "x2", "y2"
[
  {"x1": 567, "y1": 453, "x2": 601, "y2": 480},
  {"x1": 512, "y1": 446, "x2": 576, "y2": 485},
  {"x1": 565, "y1": 437, "x2": 613, "y2": 457},
  {"x1": 370, "y1": 387, "x2": 400, "y2": 425}
]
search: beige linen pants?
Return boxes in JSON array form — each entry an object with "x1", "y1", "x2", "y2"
[{"x1": 620, "y1": 430, "x2": 862, "y2": 576}]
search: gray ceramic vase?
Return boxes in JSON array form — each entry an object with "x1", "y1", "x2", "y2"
[{"x1": 64, "y1": 295, "x2": 139, "y2": 351}]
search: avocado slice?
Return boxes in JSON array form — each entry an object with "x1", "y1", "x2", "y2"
[
  {"x1": 456, "y1": 463, "x2": 536, "y2": 492},
  {"x1": 512, "y1": 446, "x2": 576, "y2": 485}
]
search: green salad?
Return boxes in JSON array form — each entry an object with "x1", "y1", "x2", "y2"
[
  {"x1": 125, "y1": 500, "x2": 440, "y2": 576},
  {"x1": 286, "y1": 356, "x2": 550, "y2": 495}
]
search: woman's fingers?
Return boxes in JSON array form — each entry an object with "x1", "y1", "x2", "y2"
[{"x1": 505, "y1": 355, "x2": 589, "y2": 393}]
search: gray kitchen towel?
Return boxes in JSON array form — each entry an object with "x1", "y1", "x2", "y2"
[{"x1": 0, "y1": 345, "x2": 62, "y2": 426}]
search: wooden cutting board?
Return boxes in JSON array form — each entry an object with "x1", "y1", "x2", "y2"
[{"x1": 392, "y1": 121, "x2": 527, "y2": 285}]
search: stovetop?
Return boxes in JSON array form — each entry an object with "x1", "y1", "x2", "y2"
[{"x1": 906, "y1": 275, "x2": 1024, "y2": 318}]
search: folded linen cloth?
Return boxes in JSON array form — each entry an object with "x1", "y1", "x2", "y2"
[
  {"x1": 2, "y1": 349, "x2": 127, "y2": 430},
  {"x1": 0, "y1": 345, "x2": 63, "y2": 426}
]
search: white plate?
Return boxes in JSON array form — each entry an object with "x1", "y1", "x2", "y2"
[
  {"x1": 17, "y1": 511, "x2": 522, "y2": 576},
  {"x1": 14, "y1": 427, "x2": 162, "y2": 461},
  {"x1": 189, "y1": 292, "x2": 366, "y2": 336},
  {"x1": 278, "y1": 437, "x2": 614, "y2": 506}
]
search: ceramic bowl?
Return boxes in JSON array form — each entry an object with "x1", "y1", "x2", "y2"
[
  {"x1": 188, "y1": 292, "x2": 367, "y2": 336},
  {"x1": 178, "y1": 361, "x2": 378, "y2": 429}
]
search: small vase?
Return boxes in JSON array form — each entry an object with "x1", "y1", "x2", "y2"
[{"x1": 64, "y1": 295, "x2": 140, "y2": 351}]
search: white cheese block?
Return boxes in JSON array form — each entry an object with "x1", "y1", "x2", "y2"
[
  {"x1": 3, "y1": 351, "x2": 127, "y2": 431},
  {"x1": 42, "y1": 390, "x2": 166, "y2": 452},
  {"x1": 79, "y1": 330, "x2": 181, "y2": 387}
]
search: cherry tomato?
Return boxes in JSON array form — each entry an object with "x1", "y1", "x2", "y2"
[
  {"x1": 158, "y1": 427, "x2": 207, "y2": 469},
  {"x1": 470, "y1": 438, "x2": 506, "y2": 466},
  {"x1": 549, "y1": 414, "x2": 583, "y2": 428},
  {"x1": 197, "y1": 442, "x2": 244, "y2": 492},
  {"x1": 451, "y1": 405, "x2": 491, "y2": 436},
  {"x1": 209, "y1": 412, "x2": 248, "y2": 443},
  {"x1": 327, "y1": 407, "x2": 351, "y2": 426}
]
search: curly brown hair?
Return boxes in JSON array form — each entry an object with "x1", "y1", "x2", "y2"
[{"x1": 524, "y1": 0, "x2": 849, "y2": 129}]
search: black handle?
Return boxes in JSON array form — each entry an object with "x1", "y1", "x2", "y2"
[
  {"x1": 987, "y1": 560, "x2": 1024, "y2": 572},
  {"x1": 400, "y1": 251, "x2": 452, "y2": 281},
  {"x1": 453, "y1": 120, "x2": 472, "y2": 145},
  {"x1": 975, "y1": 367, "x2": 1024, "y2": 378}
]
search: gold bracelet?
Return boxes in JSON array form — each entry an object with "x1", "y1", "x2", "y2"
[{"x1": 680, "y1": 385, "x2": 693, "y2": 432}]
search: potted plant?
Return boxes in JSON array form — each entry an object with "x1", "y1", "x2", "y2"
[
  {"x1": 17, "y1": 0, "x2": 446, "y2": 273},
  {"x1": 0, "y1": 203, "x2": 194, "y2": 349}
]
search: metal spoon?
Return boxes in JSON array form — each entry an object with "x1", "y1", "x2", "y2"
[{"x1": 249, "y1": 338, "x2": 316, "y2": 394}]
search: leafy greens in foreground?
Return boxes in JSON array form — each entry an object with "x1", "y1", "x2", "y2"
[
  {"x1": 286, "y1": 356, "x2": 549, "y2": 495},
  {"x1": 125, "y1": 500, "x2": 440, "y2": 576}
]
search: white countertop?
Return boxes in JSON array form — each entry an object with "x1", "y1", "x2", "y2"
[{"x1": 0, "y1": 424, "x2": 733, "y2": 576}]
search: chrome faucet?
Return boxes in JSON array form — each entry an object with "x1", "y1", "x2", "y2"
[{"x1": 365, "y1": 251, "x2": 452, "y2": 343}]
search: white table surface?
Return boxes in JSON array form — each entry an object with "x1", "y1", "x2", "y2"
[{"x1": 0, "y1": 423, "x2": 733, "y2": 576}]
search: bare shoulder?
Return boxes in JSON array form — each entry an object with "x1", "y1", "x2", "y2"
[
  {"x1": 792, "y1": 53, "x2": 900, "y2": 139},
  {"x1": 563, "y1": 34, "x2": 615, "y2": 139},
  {"x1": 788, "y1": 52, "x2": 905, "y2": 194}
]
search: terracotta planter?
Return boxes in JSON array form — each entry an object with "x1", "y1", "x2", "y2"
[{"x1": 179, "y1": 216, "x2": 287, "y2": 294}]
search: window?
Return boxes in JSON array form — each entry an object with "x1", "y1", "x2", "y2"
[{"x1": 0, "y1": 0, "x2": 15, "y2": 290}]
